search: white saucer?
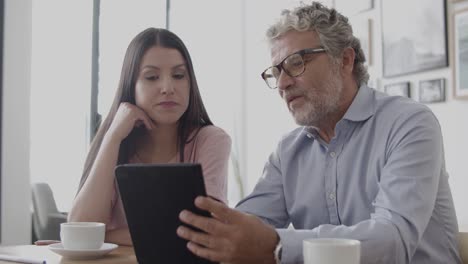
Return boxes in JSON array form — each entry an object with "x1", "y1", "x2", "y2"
[{"x1": 48, "y1": 243, "x2": 118, "y2": 260}]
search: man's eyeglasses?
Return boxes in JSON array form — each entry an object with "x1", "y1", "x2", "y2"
[{"x1": 261, "y1": 47, "x2": 326, "y2": 89}]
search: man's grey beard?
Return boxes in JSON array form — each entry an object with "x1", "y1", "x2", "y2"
[{"x1": 292, "y1": 73, "x2": 344, "y2": 127}]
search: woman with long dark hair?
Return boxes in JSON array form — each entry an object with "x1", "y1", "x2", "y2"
[{"x1": 68, "y1": 28, "x2": 231, "y2": 245}]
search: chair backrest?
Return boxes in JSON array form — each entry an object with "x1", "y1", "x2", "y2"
[
  {"x1": 460, "y1": 232, "x2": 468, "y2": 264},
  {"x1": 31, "y1": 182, "x2": 67, "y2": 240},
  {"x1": 32, "y1": 183, "x2": 59, "y2": 227}
]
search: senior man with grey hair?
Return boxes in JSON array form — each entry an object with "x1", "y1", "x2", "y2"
[{"x1": 176, "y1": 2, "x2": 461, "y2": 263}]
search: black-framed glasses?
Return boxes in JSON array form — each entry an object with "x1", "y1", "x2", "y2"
[{"x1": 261, "y1": 47, "x2": 326, "y2": 89}]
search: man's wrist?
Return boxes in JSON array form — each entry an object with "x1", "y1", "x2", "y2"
[{"x1": 273, "y1": 232, "x2": 282, "y2": 264}]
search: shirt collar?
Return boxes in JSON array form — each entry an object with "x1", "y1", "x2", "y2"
[
  {"x1": 303, "y1": 125, "x2": 320, "y2": 136},
  {"x1": 342, "y1": 84, "x2": 375, "y2": 122}
]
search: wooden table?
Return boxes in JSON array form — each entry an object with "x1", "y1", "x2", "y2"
[{"x1": 0, "y1": 245, "x2": 137, "y2": 264}]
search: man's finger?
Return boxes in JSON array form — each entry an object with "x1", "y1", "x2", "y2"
[
  {"x1": 179, "y1": 210, "x2": 227, "y2": 235},
  {"x1": 195, "y1": 196, "x2": 240, "y2": 223},
  {"x1": 177, "y1": 226, "x2": 221, "y2": 249},
  {"x1": 186, "y1": 241, "x2": 226, "y2": 262}
]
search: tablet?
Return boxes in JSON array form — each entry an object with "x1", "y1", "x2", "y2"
[{"x1": 115, "y1": 163, "x2": 216, "y2": 264}]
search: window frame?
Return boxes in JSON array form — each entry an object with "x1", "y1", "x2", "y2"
[
  {"x1": 89, "y1": 0, "x2": 171, "y2": 141},
  {"x1": 0, "y1": 0, "x2": 4, "y2": 240}
]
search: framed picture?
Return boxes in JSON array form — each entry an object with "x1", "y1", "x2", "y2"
[
  {"x1": 381, "y1": 0, "x2": 448, "y2": 77},
  {"x1": 334, "y1": 0, "x2": 373, "y2": 16},
  {"x1": 384, "y1": 82, "x2": 411, "y2": 98},
  {"x1": 419, "y1": 78, "x2": 446, "y2": 103},
  {"x1": 351, "y1": 18, "x2": 373, "y2": 66},
  {"x1": 453, "y1": 8, "x2": 468, "y2": 99}
]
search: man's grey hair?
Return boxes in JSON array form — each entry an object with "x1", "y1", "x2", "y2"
[{"x1": 267, "y1": 2, "x2": 369, "y2": 86}]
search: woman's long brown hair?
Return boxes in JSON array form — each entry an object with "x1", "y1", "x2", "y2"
[{"x1": 77, "y1": 28, "x2": 213, "y2": 192}]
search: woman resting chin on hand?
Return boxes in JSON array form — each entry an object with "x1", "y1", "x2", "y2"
[{"x1": 67, "y1": 28, "x2": 231, "y2": 246}]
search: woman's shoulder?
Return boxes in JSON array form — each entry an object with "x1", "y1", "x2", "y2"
[
  {"x1": 189, "y1": 125, "x2": 232, "y2": 150},
  {"x1": 184, "y1": 125, "x2": 231, "y2": 162},
  {"x1": 196, "y1": 125, "x2": 231, "y2": 140}
]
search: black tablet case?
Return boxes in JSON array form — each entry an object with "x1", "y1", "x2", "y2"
[{"x1": 115, "y1": 163, "x2": 217, "y2": 264}]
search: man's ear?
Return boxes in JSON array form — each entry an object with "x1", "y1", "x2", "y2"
[{"x1": 341, "y1": 47, "x2": 355, "y2": 74}]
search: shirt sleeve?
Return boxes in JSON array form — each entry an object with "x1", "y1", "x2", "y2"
[
  {"x1": 236, "y1": 140, "x2": 290, "y2": 228},
  {"x1": 241, "y1": 109, "x2": 446, "y2": 264},
  {"x1": 194, "y1": 126, "x2": 232, "y2": 204}
]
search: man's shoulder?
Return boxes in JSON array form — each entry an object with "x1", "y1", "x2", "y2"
[
  {"x1": 367, "y1": 90, "x2": 442, "y2": 142},
  {"x1": 373, "y1": 89, "x2": 434, "y2": 122},
  {"x1": 280, "y1": 127, "x2": 306, "y2": 141}
]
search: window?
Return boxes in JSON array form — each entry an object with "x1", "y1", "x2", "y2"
[
  {"x1": 30, "y1": 0, "x2": 167, "y2": 212},
  {"x1": 30, "y1": 0, "x2": 93, "y2": 211},
  {"x1": 98, "y1": 0, "x2": 167, "y2": 117},
  {"x1": 170, "y1": 0, "x2": 244, "y2": 205}
]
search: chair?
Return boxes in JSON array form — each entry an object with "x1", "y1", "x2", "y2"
[
  {"x1": 460, "y1": 232, "x2": 468, "y2": 264},
  {"x1": 31, "y1": 183, "x2": 68, "y2": 241}
]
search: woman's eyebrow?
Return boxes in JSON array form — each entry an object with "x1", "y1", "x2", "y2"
[
  {"x1": 141, "y1": 63, "x2": 186, "y2": 70},
  {"x1": 172, "y1": 63, "x2": 186, "y2": 69},
  {"x1": 141, "y1": 65, "x2": 159, "y2": 70}
]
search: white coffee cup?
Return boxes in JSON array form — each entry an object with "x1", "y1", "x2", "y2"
[
  {"x1": 60, "y1": 222, "x2": 105, "y2": 250},
  {"x1": 303, "y1": 238, "x2": 360, "y2": 264}
]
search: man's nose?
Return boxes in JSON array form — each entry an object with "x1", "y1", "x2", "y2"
[{"x1": 277, "y1": 71, "x2": 294, "y2": 91}]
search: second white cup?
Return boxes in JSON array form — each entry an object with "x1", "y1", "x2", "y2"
[
  {"x1": 60, "y1": 222, "x2": 105, "y2": 250},
  {"x1": 303, "y1": 238, "x2": 360, "y2": 264}
]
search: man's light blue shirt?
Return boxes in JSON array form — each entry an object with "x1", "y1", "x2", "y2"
[{"x1": 236, "y1": 85, "x2": 461, "y2": 264}]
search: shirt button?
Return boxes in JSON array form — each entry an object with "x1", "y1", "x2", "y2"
[
  {"x1": 329, "y1": 192, "x2": 336, "y2": 200},
  {"x1": 330, "y1": 151, "x2": 336, "y2": 158}
]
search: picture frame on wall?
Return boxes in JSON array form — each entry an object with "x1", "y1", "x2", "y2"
[
  {"x1": 419, "y1": 78, "x2": 446, "y2": 103},
  {"x1": 381, "y1": 0, "x2": 448, "y2": 77},
  {"x1": 452, "y1": 8, "x2": 468, "y2": 99},
  {"x1": 384, "y1": 82, "x2": 411, "y2": 98}
]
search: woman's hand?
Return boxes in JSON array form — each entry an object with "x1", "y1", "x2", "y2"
[
  {"x1": 34, "y1": 240, "x2": 61, "y2": 246},
  {"x1": 107, "y1": 102, "x2": 154, "y2": 142}
]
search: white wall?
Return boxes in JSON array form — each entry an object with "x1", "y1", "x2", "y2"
[
  {"x1": 169, "y1": 0, "x2": 245, "y2": 204},
  {"x1": 29, "y1": 0, "x2": 93, "y2": 213},
  {"x1": 1, "y1": 0, "x2": 32, "y2": 245}
]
